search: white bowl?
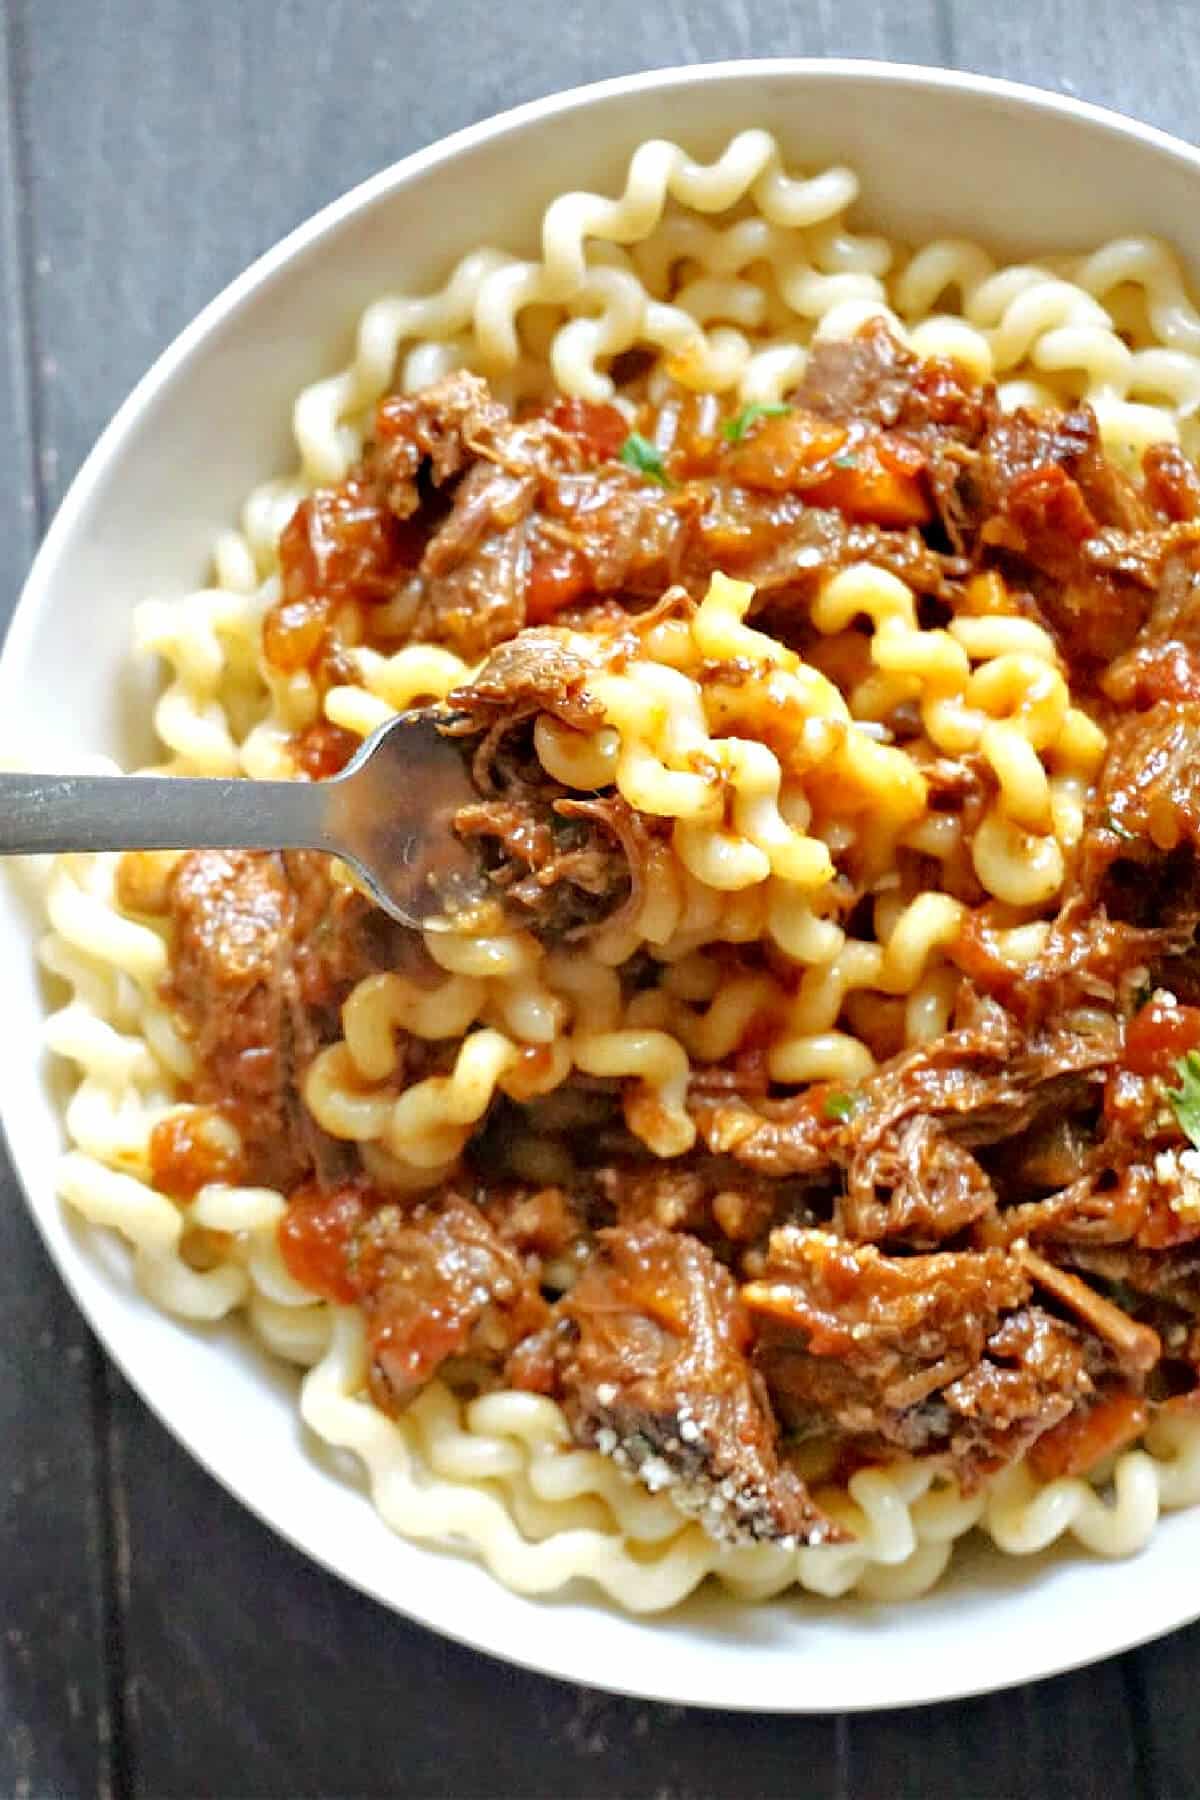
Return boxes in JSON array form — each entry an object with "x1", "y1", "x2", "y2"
[{"x1": 6, "y1": 58, "x2": 1200, "y2": 1712}]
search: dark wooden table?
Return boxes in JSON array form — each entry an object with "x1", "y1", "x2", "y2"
[{"x1": 5, "y1": 4, "x2": 1200, "y2": 1796}]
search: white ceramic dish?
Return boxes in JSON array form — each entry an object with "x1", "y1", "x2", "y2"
[{"x1": 6, "y1": 59, "x2": 1200, "y2": 1712}]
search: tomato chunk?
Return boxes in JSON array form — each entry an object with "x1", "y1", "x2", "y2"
[
  {"x1": 278, "y1": 1181, "x2": 373, "y2": 1303},
  {"x1": 526, "y1": 545, "x2": 592, "y2": 622},
  {"x1": 288, "y1": 720, "x2": 360, "y2": 780},
  {"x1": 149, "y1": 1108, "x2": 244, "y2": 1201},
  {"x1": 1123, "y1": 998, "x2": 1200, "y2": 1076},
  {"x1": 549, "y1": 398, "x2": 629, "y2": 463}
]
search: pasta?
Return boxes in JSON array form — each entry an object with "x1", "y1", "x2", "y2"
[{"x1": 32, "y1": 127, "x2": 1200, "y2": 1613}]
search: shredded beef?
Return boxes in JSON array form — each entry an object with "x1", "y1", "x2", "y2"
[
  {"x1": 366, "y1": 372, "x2": 587, "y2": 658},
  {"x1": 172, "y1": 332, "x2": 1200, "y2": 1518},
  {"x1": 452, "y1": 792, "x2": 636, "y2": 940},
  {"x1": 370, "y1": 371, "x2": 514, "y2": 508},
  {"x1": 163, "y1": 849, "x2": 414, "y2": 1188},
  {"x1": 165, "y1": 851, "x2": 317, "y2": 1188},
  {"x1": 745, "y1": 1229, "x2": 1035, "y2": 1455},
  {"x1": 794, "y1": 320, "x2": 988, "y2": 446},
  {"x1": 347, "y1": 360, "x2": 961, "y2": 663},
  {"x1": 686, "y1": 493, "x2": 953, "y2": 600},
  {"x1": 953, "y1": 900, "x2": 1152, "y2": 1024},
  {"x1": 936, "y1": 1307, "x2": 1093, "y2": 1476},
  {"x1": 351, "y1": 1191, "x2": 548, "y2": 1415},
  {"x1": 436, "y1": 632, "x2": 650, "y2": 939},
  {"x1": 840, "y1": 1115, "x2": 997, "y2": 1248},
  {"x1": 695, "y1": 1001, "x2": 1113, "y2": 1190},
  {"x1": 590, "y1": 1157, "x2": 822, "y2": 1249},
  {"x1": 966, "y1": 406, "x2": 1159, "y2": 670},
  {"x1": 520, "y1": 1222, "x2": 842, "y2": 1545},
  {"x1": 448, "y1": 628, "x2": 605, "y2": 731},
  {"x1": 977, "y1": 1167, "x2": 1149, "y2": 1250},
  {"x1": 743, "y1": 1230, "x2": 1100, "y2": 1479},
  {"x1": 1077, "y1": 701, "x2": 1200, "y2": 934},
  {"x1": 1102, "y1": 545, "x2": 1200, "y2": 708}
]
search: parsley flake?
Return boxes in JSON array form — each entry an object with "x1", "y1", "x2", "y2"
[
  {"x1": 832, "y1": 451, "x2": 859, "y2": 469},
  {"x1": 824, "y1": 1090, "x2": 864, "y2": 1123},
  {"x1": 1133, "y1": 980, "x2": 1155, "y2": 1014},
  {"x1": 619, "y1": 432, "x2": 670, "y2": 485},
  {"x1": 1105, "y1": 809, "x2": 1138, "y2": 843},
  {"x1": 1168, "y1": 1051, "x2": 1200, "y2": 1149},
  {"x1": 722, "y1": 402, "x2": 791, "y2": 443}
]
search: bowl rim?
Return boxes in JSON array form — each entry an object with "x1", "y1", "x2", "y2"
[{"x1": 8, "y1": 56, "x2": 1200, "y2": 1712}]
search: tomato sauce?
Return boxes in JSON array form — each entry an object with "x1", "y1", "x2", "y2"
[
  {"x1": 149, "y1": 1108, "x2": 244, "y2": 1201},
  {"x1": 277, "y1": 1181, "x2": 373, "y2": 1303},
  {"x1": 1123, "y1": 997, "x2": 1200, "y2": 1076}
]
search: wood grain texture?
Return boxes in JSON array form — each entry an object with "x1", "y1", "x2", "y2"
[
  {"x1": 10, "y1": 0, "x2": 942, "y2": 503},
  {"x1": 110, "y1": 1378, "x2": 846, "y2": 1800},
  {"x1": 0, "y1": 7, "x2": 115, "y2": 1800},
  {"x1": 845, "y1": 1668, "x2": 1140, "y2": 1800},
  {"x1": 1124, "y1": 1619, "x2": 1200, "y2": 1797},
  {"x1": 2, "y1": 0, "x2": 1199, "y2": 1795}
]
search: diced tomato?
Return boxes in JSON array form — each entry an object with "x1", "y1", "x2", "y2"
[
  {"x1": 279, "y1": 483, "x2": 405, "y2": 606},
  {"x1": 549, "y1": 398, "x2": 629, "y2": 463},
  {"x1": 278, "y1": 1181, "x2": 373, "y2": 1303},
  {"x1": 526, "y1": 545, "x2": 592, "y2": 622},
  {"x1": 267, "y1": 483, "x2": 420, "y2": 676},
  {"x1": 288, "y1": 720, "x2": 360, "y2": 780},
  {"x1": 875, "y1": 435, "x2": 926, "y2": 478},
  {"x1": 1028, "y1": 1390, "x2": 1148, "y2": 1481},
  {"x1": 1006, "y1": 464, "x2": 1097, "y2": 547},
  {"x1": 1123, "y1": 998, "x2": 1200, "y2": 1076},
  {"x1": 149, "y1": 1108, "x2": 244, "y2": 1201},
  {"x1": 262, "y1": 594, "x2": 330, "y2": 674}
]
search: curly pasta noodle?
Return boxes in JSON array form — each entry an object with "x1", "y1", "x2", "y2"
[{"x1": 36, "y1": 127, "x2": 1200, "y2": 1611}]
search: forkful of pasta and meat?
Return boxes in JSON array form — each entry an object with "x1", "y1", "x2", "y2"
[
  {"x1": 0, "y1": 708, "x2": 503, "y2": 930},
  {"x1": 0, "y1": 653, "x2": 651, "y2": 941}
]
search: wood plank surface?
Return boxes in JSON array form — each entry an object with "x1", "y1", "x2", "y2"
[
  {"x1": 2, "y1": 1, "x2": 1199, "y2": 1795},
  {"x1": 0, "y1": 6, "x2": 115, "y2": 1799}
]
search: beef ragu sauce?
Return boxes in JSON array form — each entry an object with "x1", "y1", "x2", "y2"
[{"x1": 154, "y1": 320, "x2": 1200, "y2": 1548}]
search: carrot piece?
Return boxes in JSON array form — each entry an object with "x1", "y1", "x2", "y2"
[{"x1": 1028, "y1": 1389, "x2": 1148, "y2": 1481}]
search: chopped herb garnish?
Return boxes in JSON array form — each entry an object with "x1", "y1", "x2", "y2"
[
  {"x1": 1168, "y1": 1051, "x2": 1200, "y2": 1149},
  {"x1": 832, "y1": 451, "x2": 859, "y2": 469},
  {"x1": 1105, "y1": 808, "x2": 1138, "y2": 842},
  {"x1": 1133, "y1": 980, "x2": 1155, "y2": 1014},
  {"x1": 824, "y1": 1090, "x2": 864, "y2": 1123},
  {"x1": 619, "y1": 432, "x2": 670, "y2": 485},
  {"x1": 722, "y1": 402, "x2": 791, "y2": 443}
]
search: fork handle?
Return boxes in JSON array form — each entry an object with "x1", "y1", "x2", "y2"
[{"x1": 0, "y1": 770, "x2": 338, "y2": 857}]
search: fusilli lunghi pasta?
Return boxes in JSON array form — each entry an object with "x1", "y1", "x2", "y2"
[{"x1": 36, "y1": 126, "x2": 1200, "y2": 1613}]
